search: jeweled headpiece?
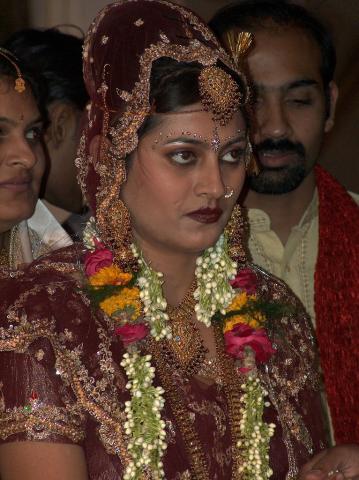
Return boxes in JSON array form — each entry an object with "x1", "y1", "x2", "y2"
[
  {"x1": 199, "y1": 66, "x2": 242, "y2": 126},
  {"x1": 77, "y1": 1, "x2": 250, "y2": 266},
  {"x1": 0, "y1": 47, "x2": 26, "y2": 93},
  {"x1": 225, "y1": 30, "x2": 253, "y2": 69}
]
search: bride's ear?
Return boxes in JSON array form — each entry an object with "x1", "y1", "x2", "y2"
[{"x1": 89, "y1": 135, "x2": 112, "y2": 165}]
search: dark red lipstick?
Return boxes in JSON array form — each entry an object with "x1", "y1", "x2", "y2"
[{"x1": 187, "y1": 207, "x2": 223, "y2": 224}]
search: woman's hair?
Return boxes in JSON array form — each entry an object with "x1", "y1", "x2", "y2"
[
  {"x1": 137, "y1": 57, "x2": 247, "y2": 139},
  {"x1": 4, "y1": 28, "x2": 88, "y2": 111},
  {"x1": 0, "y1": 52, "x2": 48, "y2": 123}
]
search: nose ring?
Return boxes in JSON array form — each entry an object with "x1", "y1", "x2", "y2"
[
  {"x1": 327, "y1": 470, "x2": 342, "y2": 477},
  {"x1": 224, "y1": 186, "x2": 234, "y2": 199}
]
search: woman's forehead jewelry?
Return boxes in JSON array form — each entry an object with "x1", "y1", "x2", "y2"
[
  {"x1": 224, "y1": 186, "x2": 234, "y2": 199},
  {"x1": 0, "y1": 47, "x2": 26, "y2": 93},
  {"x1": 152, "y1": 129, "x2": 244, "y2": 150},
  {"x1": 199, "y1": 65, "x2": 241, "y2": 126},
  {"x1": 211, "y1": 124, "x2": 221, "y2": 152}
]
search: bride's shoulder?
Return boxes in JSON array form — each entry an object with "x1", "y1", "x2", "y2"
[{"x1": 242, "y1": 262, "x2": 302, "y2": 307}]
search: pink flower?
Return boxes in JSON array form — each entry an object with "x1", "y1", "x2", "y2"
[
  {"x1": 224, "y1": 323, "x2": 275, "y2": 363},
  {"x1": 84, "y1": 244, "x2": 113, "y2": 276},
  {"x1": 114, "y1": 323, "x2": 149, "y2": 347},
  {"x1": 230, "y1": 268, "x2": 258, "y2": 294}
]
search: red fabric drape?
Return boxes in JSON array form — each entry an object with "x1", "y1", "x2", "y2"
[{"x1": 315, "y1": 165, "x2": 359, "y2": 444}]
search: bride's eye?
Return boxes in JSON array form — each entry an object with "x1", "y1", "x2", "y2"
[
  {"x1": 221, "y1": 148, "x2": 245, "y2": 164},
  {"x1": 168, "y1": 150, "x2": 196, "y2": 165}
]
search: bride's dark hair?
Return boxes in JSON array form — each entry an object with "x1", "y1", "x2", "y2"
[{"x1": 137, "y1": 57, "x2": 247, "y2": 138}]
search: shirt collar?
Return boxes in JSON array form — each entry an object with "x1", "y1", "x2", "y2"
[{"x1": 247, "y1": 189, "x2": 318, "y2": 232}]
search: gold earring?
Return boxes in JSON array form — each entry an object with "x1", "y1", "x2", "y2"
[
  {"x1": 245, "y1": 140, "x2": 260, "y2": 175},
  {"x1": 224, "y1": 186, "x2": 234, "y2": 199}
]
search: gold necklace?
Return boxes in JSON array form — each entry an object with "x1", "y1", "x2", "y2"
[
  {"x1": 0, "y1": 230, "x2": 11, "y2": 268},
  {"x1": 164, "y1": 280, "x2": 208, "y2": 376},
  {"x1": 213, "y1": 323, "x2": 244, "y2": 480},
  {"x1": 0, "y1": 247, "x2": 8, "y2": 267},
  {"x1": 147, "y1": 322, "x2": 245, "y2": 480},
  {"x1": 0, "y1": 227, "x2": 19, "y2": 270}
]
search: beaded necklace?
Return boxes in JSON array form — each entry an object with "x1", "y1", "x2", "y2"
[{"x1": 0, "y1": 229, "x2": 17, "y2": 269}]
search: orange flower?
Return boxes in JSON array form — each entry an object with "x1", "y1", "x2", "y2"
[
  {"x1": 224, "y1": 315, "x2": 260, "y2": 332},
  {"x1": 100, "y1": 287, "x2": 142, "y2": 321},
  {"x1": 227, "y1": 291, "x2": 251, "y2": 312},
  {"x1": 89, "y1": 265, "x2": 132, "y2": 287},
  {"x1": 224, "y1": 291, "x2": 265, "y2": 332}
]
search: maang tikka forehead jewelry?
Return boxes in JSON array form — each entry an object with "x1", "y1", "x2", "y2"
[
  {"x1": 198, "y1": 65, "x2": 241, "y2": 127},
  {"x1": 0, "y1": 48, "x2": 26, "y2": 93}
]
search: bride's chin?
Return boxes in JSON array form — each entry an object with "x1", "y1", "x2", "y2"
[{"x1": 182, "y1": 232, "x2": 222, "y2": 254}]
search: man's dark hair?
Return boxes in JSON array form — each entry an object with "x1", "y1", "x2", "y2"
[
  {"x1": 4, "y1": 28, "x2": 88, "y2": 110},
  {"x1": 0, "y1": 50, "x2": 48, "y2": 122},
  {"x1": 209, "y1": 0, "x2": 336, "y2": 91}
]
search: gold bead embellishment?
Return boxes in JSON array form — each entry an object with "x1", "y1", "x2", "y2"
[
  {"x1": 198, "y1": 66, "x2": 241, "y2": 126},
  {"x1": 225, "y1": 31, "x2": 253, "y2": 69},
  {"x1": 14, "y1": 77, "x2": 26, "y2": 93},
  {"x1": 0, "y1": 47, "x2": 26, "y2": 93}
]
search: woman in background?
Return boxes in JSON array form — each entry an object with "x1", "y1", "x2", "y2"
[{"x1": 0, "y1": 48, "x2": 71, "y2": 269}]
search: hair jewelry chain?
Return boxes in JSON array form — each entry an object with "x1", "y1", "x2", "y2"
[{"x1": 0, "y1": 47, "x2": 26, "y2": 93}]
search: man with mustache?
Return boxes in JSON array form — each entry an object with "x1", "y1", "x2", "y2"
[{"x1": 210, "y1": 0, "x2": 359, "y2": 477}]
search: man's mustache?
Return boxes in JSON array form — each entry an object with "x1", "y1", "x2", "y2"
[{"x1": 254, "y1": 138, "x2": 305, "y2": 158}]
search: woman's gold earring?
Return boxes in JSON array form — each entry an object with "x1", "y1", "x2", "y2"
[
  {"x1": 245, "y1": 140, "x2": 260, "y2": 175},
  {"x1": 224, "y1": 186, "x2": 234, "y2": 199}
]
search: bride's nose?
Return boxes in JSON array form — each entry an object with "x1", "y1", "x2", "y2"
[{"x1": 194, "y1": 157, "x2": 225, "y2": 200}]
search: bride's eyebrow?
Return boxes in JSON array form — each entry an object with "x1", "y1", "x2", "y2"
[
  {"x1": 152, "y1": 131, "x2": 247, "y2": 149},
  {"x1": 221, "y1": 134, "x2": 247, "y2": 150},
  {"x1": 163, "y1": 136, "x2": 204, "y2": 145},
  {"x1": 152, "y1": 134, "x2": 208, "y2": 149}
]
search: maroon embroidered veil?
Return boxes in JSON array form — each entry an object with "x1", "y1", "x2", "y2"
[{"x1": 0, "y1": 2, "x2": 329, "y2": 479}]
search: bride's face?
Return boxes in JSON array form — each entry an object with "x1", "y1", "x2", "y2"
[{"x1": 120, "y1": 102, "x2": 247, "y2": 256}]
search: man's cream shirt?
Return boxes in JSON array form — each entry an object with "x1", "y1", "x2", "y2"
[{"x1": 248, "y1": 190, "x2": 359, "y2": 326}]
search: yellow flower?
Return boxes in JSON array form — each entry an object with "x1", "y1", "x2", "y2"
[
  {"x1": 224, "y1": 315, "x2": 260, "y2": 332},
  {"x1": 224, "y1": 291, "x2": 265, "y2": 331},
  {"x1": 100, "y1": 287, "x2": 142, "y2": 321},
  {"x1": 227, "y1": 291, "x2": 251, "y2": 312},
  {"x1": 89, "y1": 265, "x2": 132, "y2": 287}
]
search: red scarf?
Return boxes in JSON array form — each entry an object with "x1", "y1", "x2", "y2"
[{"x1": 315, "y1": 165, "x2": 359, "y2": 444}]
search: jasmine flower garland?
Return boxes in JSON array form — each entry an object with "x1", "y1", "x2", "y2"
[
  {"x1": 131, "y1": 244, "x2": 171, "y2": 341},
  {"x1": 194, "y1": 234, "x2": 238, "y2": 326},
  {"x1": 83, "y1": 217, "x2": 100, "y2": 251},
  {"x1": 121, "y1": 351, "x2": 166, "y2": 480},
  {"x1": 238, "y1": 376, "x2": 275, "y2": 479}
]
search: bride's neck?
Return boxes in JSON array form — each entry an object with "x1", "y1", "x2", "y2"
[{"x1": 136, "y1": 241, "x2": 199, "y2": 307}]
